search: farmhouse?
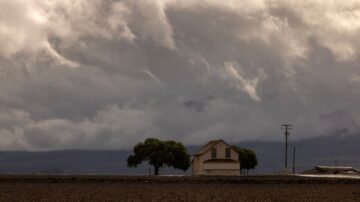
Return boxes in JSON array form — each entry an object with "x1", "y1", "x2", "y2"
[
  {"x1": 302, "y1": 166, "x2": 360, "y2": 175},
  {"x1": 192, "y1": 139, "x2": 240, "y2": 176}
]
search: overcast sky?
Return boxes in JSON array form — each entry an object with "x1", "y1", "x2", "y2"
[{"x1": 1, "y1": 0, "x2": 360, "y2": 150}]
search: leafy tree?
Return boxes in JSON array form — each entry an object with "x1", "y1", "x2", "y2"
[
  {"x1": 127, "y1": 138, "x2": 191, "y2": 175},
  {"x1": 234, "y1": 147, "x2": 258, "y2": 175}
]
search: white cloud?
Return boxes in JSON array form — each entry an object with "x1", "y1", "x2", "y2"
[
  {"x1": 0, "y1": 0, "x2": 46, "y2": 57},
  {"x1": 0, "y1": 105, "x2": 156, "y2": 150},
  {"x1": 126, "y1": 0, "x2": 176, "y2": 49},
  {"x1": 221, "y1": 62, "x2": 261, "y2": 101},
  {"x1": 1, "y1": 0, "x2": 360, "y2": 150}
]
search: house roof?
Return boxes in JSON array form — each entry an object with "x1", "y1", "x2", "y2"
[
  {"x1": 315, "y1": 166, "x2": 359, "y2": 172},
  {"x1": 302, "y1": 166, "x2": 360, "y2": 174},
  {"x1": 194, "y1": 139, "x2": 235, "y2": 156},
  {"x1": 203, "y1": 158, "x2": 238, "y2": 163}
]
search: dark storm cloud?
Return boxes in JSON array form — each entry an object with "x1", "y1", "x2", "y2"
[{"x1": 1, "y1": 0, "x2": 360, "y2": 150}]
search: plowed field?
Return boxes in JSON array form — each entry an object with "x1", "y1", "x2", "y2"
[{"x1": 0, "y1": 175, "x2": 358, "y2": 202}]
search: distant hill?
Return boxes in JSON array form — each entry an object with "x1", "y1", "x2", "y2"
[
  {"x1": 0, "y1": 135, "x2": 359, "y2": 175},
  {"x1": 236, "y1": 134, "x2": 360, "y2": 174}
]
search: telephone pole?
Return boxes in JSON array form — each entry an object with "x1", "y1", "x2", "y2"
[
  {"x1": 281, "y1": 124, "x2": 292, "y2": 170},
  {"x1": 292, "y1": 147, "x2": 296, "y2": 174}
]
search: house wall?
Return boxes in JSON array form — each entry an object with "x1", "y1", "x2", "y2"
[
  {"x1": 192, "y1": 155, "x2": 202, "y2": 175},
  {"x1": 204, "y1": 169, "x2": 240, "y2": 176},
  {"x1": 204, "y1": 162, "x2": 240, "y2": 170},
  {"x1": 202, "y1": 142, "x2": 239, "y2": 162},
  {"x1": 192, "y1": 141, "x2": 240, "y2": 176},
  {"x1": 192, "y1": 155, "x2": 205, "y2": 175}
]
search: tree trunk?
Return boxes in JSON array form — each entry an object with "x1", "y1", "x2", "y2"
[{"x1": 154, "y1": 166, "x2": 160, "y2": 175}]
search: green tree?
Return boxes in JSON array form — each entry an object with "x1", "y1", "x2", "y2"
[
  {"x1": 127, "y1": 138, "x2": 191, "y2": 175},
  {"x1": 234, "y1": 147, "x2": 258, "y2": 175}
]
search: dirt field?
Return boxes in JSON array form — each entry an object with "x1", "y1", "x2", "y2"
[{"x1": 0, "y1": 175, "x2": 359, "y2": 202}]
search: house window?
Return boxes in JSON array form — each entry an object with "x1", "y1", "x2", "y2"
[
  {"x1": 211, "y1": 148, "x2": 217, "y2": 158},
  {"x1": 225, "y1": 148, "x2": 231, "y2": 158}
]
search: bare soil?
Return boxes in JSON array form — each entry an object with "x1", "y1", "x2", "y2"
[{"x1": 0, "y1": 175, "x2": 358, "y2": 202}]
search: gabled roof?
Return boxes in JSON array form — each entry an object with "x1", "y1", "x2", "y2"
[
  {"x1": 315, "y1": 166, "x2": 359, "y2": 172},
  {"x1": 302, "y1": 166, "x2": 360, "y2": 174},
  {"x1": 204, "y1": 158, "x2": 238, "y2": 163},
  {"x1": 194, "y1": 139, "x2": 235, "y2": 156}
]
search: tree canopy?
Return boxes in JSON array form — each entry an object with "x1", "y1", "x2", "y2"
[
  {"x1": 127, "y1": 138, "x2": 191, "y2": 175},
  {"x1": 234, "y1": 147, "x2": 258, "y2": 175}
]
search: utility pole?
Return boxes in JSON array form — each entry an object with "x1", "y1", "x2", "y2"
[
  {"x1": 281, "y1": 124, "x2": 292, "y2": 170},
  {"x1": 292, "y1": 147, "x2": 296, "y2": 174}
]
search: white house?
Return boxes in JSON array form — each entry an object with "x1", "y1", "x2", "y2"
[{"x1": 192, "y1": 139, "x2": 240, "y2": 176}]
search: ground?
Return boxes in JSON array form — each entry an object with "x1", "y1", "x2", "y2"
[{"x1": 0, "y1": 175, "x2": 359, "y2": 201}]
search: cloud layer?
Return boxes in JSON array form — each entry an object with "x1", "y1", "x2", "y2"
[{"x1": 1, "y1": 0, "x2": 360, "y2": 150}]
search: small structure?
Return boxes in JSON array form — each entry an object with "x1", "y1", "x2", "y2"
[
  {"x1": 192, "y1": 139, "x2": 240, "y2": 176},
  {"x1": 302, "y1": 166, "x2": 360, "y2": 175}
]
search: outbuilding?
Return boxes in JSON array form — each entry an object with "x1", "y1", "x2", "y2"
[{"x1": 302, "y1": 166, "x2": 360, "y2": 175}]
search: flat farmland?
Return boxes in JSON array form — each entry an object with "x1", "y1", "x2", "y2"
[{"x1": 0, "y1": 175, "x2": 359, "y2": 202}]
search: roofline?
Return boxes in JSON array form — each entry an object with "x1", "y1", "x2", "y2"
[
  {"x1": 193, "y1": 139, "x2": 238, "y2": 156},
  {"x1": 203, "y1": 158, "x2": 239, "y2": 163},
  {"x1": 316, "y1": 166, "x2": 359, "y2": 171}
]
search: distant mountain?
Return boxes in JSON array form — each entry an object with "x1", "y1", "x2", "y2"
[
  {"x1": 0, "y1": 135, "x2": 359, "y2": 175},
  {"x1": 236, "y1": 134, "x2": 360, "y2": 174}
]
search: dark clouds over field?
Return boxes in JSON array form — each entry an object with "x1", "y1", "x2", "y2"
[{"x1": 1, "y1": 0, "x2": 360, "y2": 150}]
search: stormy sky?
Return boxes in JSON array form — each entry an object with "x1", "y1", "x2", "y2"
[{"x1": 1, "y1": 0, "x2": 360, "y2": 150}]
